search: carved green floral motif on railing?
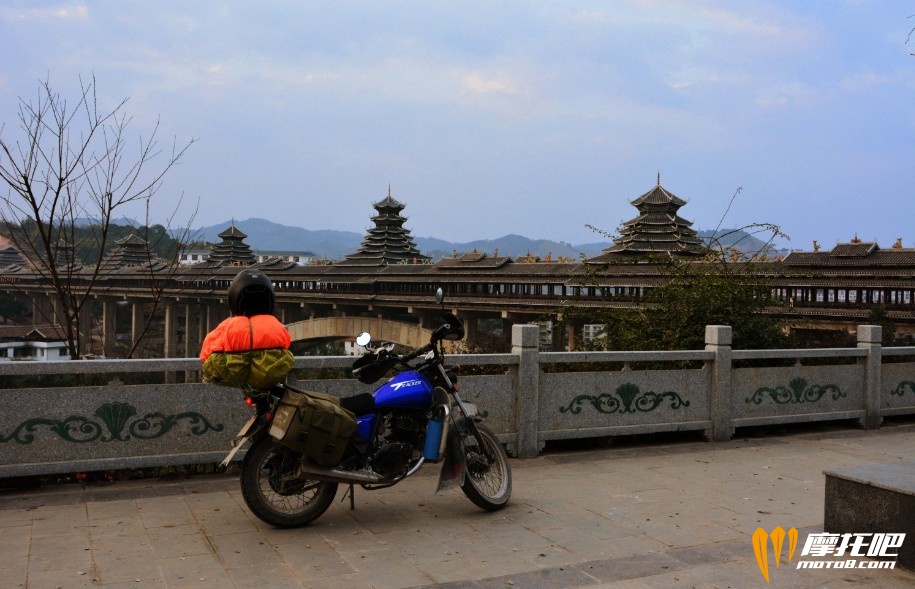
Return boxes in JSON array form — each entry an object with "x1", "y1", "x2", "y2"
[
  {"x1": 746, "y1": 377, "x2": 845, "y2": 405},
  {"x1": 0, "y1": 402, "x2": 224, "y2": 445},
  {"x1": 560, "y1": 383, "x2": 691, "y2": 415},
  {"x1": 890, "y1": 381, "x2": 915, "y2": 397}
]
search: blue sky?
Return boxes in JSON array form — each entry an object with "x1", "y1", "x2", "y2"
[{"x1": 1, "y1": 1, "x2": 913, "y2": 251}]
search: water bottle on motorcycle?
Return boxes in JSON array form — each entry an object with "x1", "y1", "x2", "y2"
[{"x1": 220, "y1": 285, "x2": 512, "y2": 528}]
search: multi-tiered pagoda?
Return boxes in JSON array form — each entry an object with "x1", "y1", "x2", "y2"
[
  {"x1": 592, "y1": 177, "x2": 705, "y2": 261},
  {"x1": 102, "y1": 234, "x2": 154, "y2": 267},
  {"x1": 339, "y1": 188, "x2": 430, "y2": 266},
  {"x1": 207, "y1": 223, "x2": 257, "y2": 266}
]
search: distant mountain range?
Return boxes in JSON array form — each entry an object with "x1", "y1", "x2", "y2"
[{"x1": 193, "y1": 218, "x2": 785, "y2": 261}]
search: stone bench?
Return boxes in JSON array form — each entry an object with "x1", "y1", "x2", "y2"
[{"x1": 824, "y1": 461, "x2": 915, "y2": 571}]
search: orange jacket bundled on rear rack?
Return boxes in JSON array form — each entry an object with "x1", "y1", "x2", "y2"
[{"x1": 199, "y1": 268, "x2": 295, "y2": 390}]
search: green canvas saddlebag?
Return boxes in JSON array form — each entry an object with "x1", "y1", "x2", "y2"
[{"x1": 269, "y1": 387, "x2": 357, "y2": 467}]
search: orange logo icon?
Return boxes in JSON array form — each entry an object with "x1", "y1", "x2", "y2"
[{"x1": 752, "y1": 526, "x2": 798, "y2": 583}]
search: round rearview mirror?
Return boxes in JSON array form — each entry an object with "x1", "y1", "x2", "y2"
[
  {"x1": 356, "y1": 332, "x2": 372, "y2": 347},
  {"x1": 435, "y1": 287, "x2": 444, "y2": 305}
]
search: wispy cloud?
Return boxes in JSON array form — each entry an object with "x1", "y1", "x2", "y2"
[{"x1": 0, "y1": 3, "x2": 88, "y2": 21}]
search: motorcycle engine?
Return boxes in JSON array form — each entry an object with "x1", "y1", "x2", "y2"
[{"x1": 371, "y1": 410, "x2": 426, "y2": 477}]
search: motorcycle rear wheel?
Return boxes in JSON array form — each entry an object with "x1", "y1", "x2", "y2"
[
  {"x1": 240, "y1": 436, "x2": 338, "y2": 528},
  {"x1": 458, "y1": 423, "x2": 512, "y2": 511}
]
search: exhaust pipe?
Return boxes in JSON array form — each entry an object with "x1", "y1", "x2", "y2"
[
  {"x1": 294, "y1": 456, "x2": 426, "y2": 485},
  {"x1": 294, "y1": 461, "x2": 385, "y2": 484}
]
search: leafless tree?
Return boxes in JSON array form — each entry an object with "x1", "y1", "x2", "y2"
[{"x1": 0, "y1": 75, "x2": 196, "y2": 358}]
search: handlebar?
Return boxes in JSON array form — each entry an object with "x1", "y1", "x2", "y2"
[{"x1": 400, "y1": 342, "x2": 434, "y2": 364}]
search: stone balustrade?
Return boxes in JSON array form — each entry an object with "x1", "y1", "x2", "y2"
[{"x1": 1, "y1": 324, "x2": 914, "y2": 477}]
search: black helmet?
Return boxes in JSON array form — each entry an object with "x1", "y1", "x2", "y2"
[{"x1": 227, "y1": 269, "x2": 275, "y2": 316}]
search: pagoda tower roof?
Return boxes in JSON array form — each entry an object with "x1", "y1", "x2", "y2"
[
  {"x1": 590, "y1": 176, "x2": 706, "y2": 260},
  {"x1": 208, "y1": 222, "x2": 256, "y2": 266},
  {"x1": 338, "y1": 187, "x2": 430, "y2": 266},
  {"x1": 101, "y1": 233, "x2": 156, "y2": 268}
]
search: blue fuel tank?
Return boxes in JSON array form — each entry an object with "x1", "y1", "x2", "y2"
[{"x1": 373, "y1": 370, "x2": 434, "y2": 409}]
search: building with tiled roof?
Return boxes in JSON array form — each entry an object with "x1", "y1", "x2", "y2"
[
  {"x1": 101, "y1": 234, "x2": 155, "y2": 268},
  {"x1": 591, "y1": 177, "x2": 705, "y2": 260},
  {"x1": 338, "y1": 188, "x2": 430, "y2": 266},
  {"x1": 206, "y1": 223, "x2": 257, "y2": 266}
]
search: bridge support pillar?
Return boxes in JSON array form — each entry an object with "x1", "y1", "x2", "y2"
[
  {"x1": 164, "y1": 303, "x2": 179, "y2": 359},
  {"x1": 130, "y1": 301, "x2": 145, "y2": 350},
  {"x1": 78, "y1": 306, "x2": 92, "y2": 353},
  {"x1": 184, "y1": 303, "x2": 202, "y2": 358},
  {"x1": 102, "y1": 299, "x2": 117, "y2": 357}
]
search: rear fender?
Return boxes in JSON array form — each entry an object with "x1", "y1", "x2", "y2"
[{"x1": 220, "y1": 415, "x2": 269, "y2": 467}]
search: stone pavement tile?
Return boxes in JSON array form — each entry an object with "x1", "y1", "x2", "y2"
[
  {"x1": 147, "y1": 522, "x2": 214, "y2": 559},
  {"x1": 473, "y1": 565, "x2": 599, "y2": 589},
  {"x1": 465, "y1": 518, "x2": 558, "y2": 551},
  {"x1": 30, "y1": 502, "x2": 88, "y2": 536},
  {"x1": 584, "y1": 580, "x2": 654, "y2": 589},
  {"x1": 616, "y1": 558, "x2": 768, "y2": 589},
  {"x1": 554, "y1": 511, "x2": 646, "y2": 541},
  {"x1": 27, "y1": 532, "x2": 93, "y2": 574},
  {"x1": 86, "y1": 497, "x2": 138, "y2": 521},
  {"x1": 22, "y1": 569, "x2": 99, "y2": 588},
  {"x1": 636, "y1": 519, "x2": 745, "y2": 549},
  {"x1": 515, "y1": 542, "x2": 579, "y2": 568},
  {"x1": 192, "y1": 496, "x2": 260, "y2": 537},
  {"x1": 88, "y1": 515, "x2": 148, "y2": 546},
  {"x1": 158, "y1": 552, "x2": 235, "y2": 588},
  {"x1": 322, "y1": 526, "x2": 389, "y2": 555},
  {"x1": 0, "y1": 523, "x2": 30, "y2": 560},
  {"x1": 533, "y1": 524, "x2": 655, "y2": 561},
  {"x1": 218, "y1": 562, "x2": 303, "y2": 588},
  {"x1": 374, "y1": 528, "x2": 454, "y2": 565},
  {"x1": 93, "y1": 545, "x2": 164, "y2": 586},
  {"x1": 579, "y1": 553, "x2": 691, "y2": 584},
  {"x1": 136, "y1": 494, "x2": 197, "y2": 528},
  {"x1": 341, "y1": 547, "x2": 436, "y2": 588},
  {"x1": 666, "y1": 539, "x2": 750, "y2": 566},
  {"x1": 299, "y1": 572, "x2": 378, "y2": 589},
  {"x1": 273, "y1": 536, "x2": 357, "y2": 580},
  {"x1": 413, "y1": 552, "x2": 534, "y2": 585},
  {"x1": 505, "y1": 505, "x2": 569, "y2": 531},
  {"x1": 209, "y1": 530, "x2": 284, "y2": 568}
]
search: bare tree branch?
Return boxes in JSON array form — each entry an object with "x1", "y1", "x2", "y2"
[{"x1": 0, "y1": 74, "x2": 196, "y2": 358}]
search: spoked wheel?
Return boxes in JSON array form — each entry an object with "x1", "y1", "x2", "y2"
[
  {"x1": 240, "y1": 436, "x2": 338, "y2": 528},
  {"x1": 458, "y1": 423, "x2": 512, "y2": 511}
]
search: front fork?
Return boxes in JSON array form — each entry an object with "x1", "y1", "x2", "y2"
[{"x1": 434, "y1": 363, "x2": 495, "y2": 463}]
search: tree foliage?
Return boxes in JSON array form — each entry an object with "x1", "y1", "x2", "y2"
[{"x1": 562, "y1": 257, "x2": 788, "y2": 352}]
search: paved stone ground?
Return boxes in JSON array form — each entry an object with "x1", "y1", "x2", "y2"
[{"x1": 2, "y1": 421, "x2": 915, "y2": 588}]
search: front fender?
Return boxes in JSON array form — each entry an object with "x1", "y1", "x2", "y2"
[{"x1": 436, "y1": 415, "x2": 472, "y2": 492}]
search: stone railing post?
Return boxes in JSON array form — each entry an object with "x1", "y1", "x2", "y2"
[
  {"x1": 857, "y1": 325, "x2": 883, "y2": 429},
  {"x1": 512, "y1": 324, "x2": 540, "y2": 458},
  {"x1": 705, "y1": 325, "x2": 733, "y2": 441}
]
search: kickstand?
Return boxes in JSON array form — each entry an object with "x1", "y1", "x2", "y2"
[{"x1": 342, "y1": 483, "x2": 356, "y2": 510}]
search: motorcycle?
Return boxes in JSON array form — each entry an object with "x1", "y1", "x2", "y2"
[{"x1": 222, "y1": 288, "x2": 512, "y2": 528}]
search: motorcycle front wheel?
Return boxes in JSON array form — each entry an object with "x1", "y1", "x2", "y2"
[
  {"x1": 239, "y1": 436, "x2": 338, "y2": 528},
  {"x1": 458, "y1": 423, "x2": 512, "y2": 511}
]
